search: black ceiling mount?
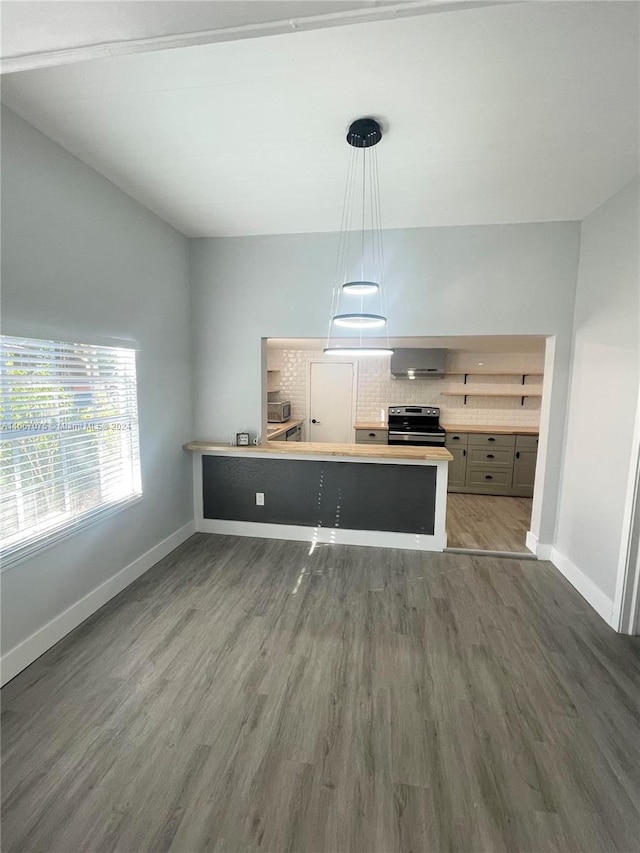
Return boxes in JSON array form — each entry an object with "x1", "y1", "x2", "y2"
[{"x1": 346, "y1": 117, "x2": 382, "y2": 148}]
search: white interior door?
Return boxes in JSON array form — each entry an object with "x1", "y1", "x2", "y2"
[{"x1": 308, "y1": 361, "x2": 354, "y2": 443}]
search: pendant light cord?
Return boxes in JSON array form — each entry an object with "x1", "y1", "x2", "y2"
[
  {"x1": 326, "y1": 143, "x2": 357, "y2": 350},
  {"x1": 373, "y1": 142, "x2": 391, "y2": 352},
  {"x1": 326, "y1": 119, "x2": 390, "y2": 355}
]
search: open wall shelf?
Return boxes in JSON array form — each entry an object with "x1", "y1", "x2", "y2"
[
  {"x1": 442, "y1": 371, "x2": 544, "y2": 405},
  {"x1": 267, "y1": 369, "x2": 281, "y2": 394},
  {"x1": 443, "y1": 388, "x2": 542, "y2": 398},
  {"x1": 445, "y1": 371, "x2": 543, "y2": 377}
]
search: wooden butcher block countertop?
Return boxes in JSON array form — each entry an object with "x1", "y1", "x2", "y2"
[
  {"x1": 441, "y1": 424, "x2": 539, "y2": 435},
  {"x1": 265, "y1": 418, "x2": 305, "y2": 440},
  {"x1": 185, "y1": 440, "x2": 452, "y2": 462}
]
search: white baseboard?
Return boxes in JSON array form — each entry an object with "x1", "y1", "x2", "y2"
[
  {"x1": 526, "y1": 531, "x2": 553, "y2": 560},
  {"x1": 198, "y1": 518, "x2": 446, "y2": 552},
  {"x1": 550, "y1": 547, "x2": 614, "y2": 625},
  {"x1": 0, "y1": 520, "x2": 196, "y2": 686}
]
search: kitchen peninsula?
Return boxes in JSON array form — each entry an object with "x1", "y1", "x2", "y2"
[{"x1": 185, "y1": 440, "x2": 452, "y2": 551}]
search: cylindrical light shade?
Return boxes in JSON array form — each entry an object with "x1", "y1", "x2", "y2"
[
  {"x1": 342, "y1": 281, "x2": 380, "y2": 295},
  {"x1": 323, "y1": 347, "x2": 394, "y2": 356},
  {"x1": 332, "y1": 313, "x2": 387, "y2": 329}
]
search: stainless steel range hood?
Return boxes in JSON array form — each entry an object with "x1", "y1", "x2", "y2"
[{"x1": 390, "y1": 348, "x2": 447, "y2": 379}]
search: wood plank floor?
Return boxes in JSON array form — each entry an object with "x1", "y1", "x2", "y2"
[
  {"x1": 2, "y1": 533, "x2": 640, "y2": 853},
  {"x1": 447, "y1": 494, "x2": 533, "y2": 552}
]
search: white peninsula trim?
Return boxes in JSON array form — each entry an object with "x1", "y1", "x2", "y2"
[{"x1": 188, "y1": 443, "x2": 450, "y2": 553}]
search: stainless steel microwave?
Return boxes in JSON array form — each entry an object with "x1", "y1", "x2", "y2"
[{"x1": 268, "y1": 401, "x2": 291, "y2": 423}]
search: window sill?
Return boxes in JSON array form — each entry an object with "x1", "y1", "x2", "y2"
[{"x1": 0, "y1": 494, "x2": 143, "y2": 573}]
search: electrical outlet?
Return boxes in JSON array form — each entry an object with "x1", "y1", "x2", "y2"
[{"x1": 256, "y1": 492, "x2": 265, "y2": 506}]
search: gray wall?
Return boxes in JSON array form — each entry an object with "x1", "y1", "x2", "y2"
[
  {"x1": 555, "y1": 178, "x2": 640, "y2": 601},
  {"x1": 1, "y1": 107, "x2": 193, "y2": 655},
  {"x1": 190, "y1": 222, "x2": 581, "y2": 543}
]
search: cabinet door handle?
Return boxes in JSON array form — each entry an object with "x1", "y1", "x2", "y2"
[
  {"x1": 369, "y1": 433, "x2": 376, "y2": 437},
  {"x1": 452, "y1": 436, "x2": 460, "y2": 440},
  {"x1": 516, "y1": 451, "x2": 520, "y2": 459},
  {"x1": 463, "y1": 449, "x2": 466, "y2": 456},
  {"x1": 488, "y1": 437, "x2": 496, "y2": 442},
  {"x1": 486, "y1": 454, "x2": 494, "y2": 459},
  {"x1": 485, "y1": 475, "x2": 493, "y2": 480}
]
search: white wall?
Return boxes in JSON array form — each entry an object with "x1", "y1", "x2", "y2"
[
  {"x1": 0, "y1": 107, "x2": 194, "y2": 670},
  {"x1": 554, "y1": 178, "x2": 640, "y2": 613},
  {"x1": 191, "y1": 222, "x2": 580, "y2": 544}
]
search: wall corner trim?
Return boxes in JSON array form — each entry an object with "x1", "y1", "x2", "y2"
[
  {"x1": 525, "y1": 531, "x2": 553, "y2": 560},
  {"x1": 0, "y1": 520, "x2": 196, "y2": 686},
  {"x1": 550, "y1": 546, "x2": 614, "y2": 625}
]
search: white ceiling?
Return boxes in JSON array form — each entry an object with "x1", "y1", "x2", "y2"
[
  {"x1": 267, "y1": 335, "x2": 546, "y2": 352},
  {"x1": 2, "y1": 1, "x2": 638, "y2": 237}
]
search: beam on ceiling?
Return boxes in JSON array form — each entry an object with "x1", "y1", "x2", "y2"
[{"x1": 1, "y1": 0, "x2": 504, "y2": 75}]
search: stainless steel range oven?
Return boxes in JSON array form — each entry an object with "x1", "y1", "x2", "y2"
[{"x1": 388, "y1": 406, "x2": 446, "y2": 446}]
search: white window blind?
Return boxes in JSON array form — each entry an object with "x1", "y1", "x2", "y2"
[{"x1": 1, "y1": 335, "x2": 142, "y2": 565}]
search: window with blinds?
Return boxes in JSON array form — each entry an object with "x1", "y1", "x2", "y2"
[{"x1": 1, "y1": 335, "x2": 142, "y2": 565}]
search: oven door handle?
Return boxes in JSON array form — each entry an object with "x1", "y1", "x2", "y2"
[{"x1": 388, "y1": 431, "x2": 442, "y2": 437}]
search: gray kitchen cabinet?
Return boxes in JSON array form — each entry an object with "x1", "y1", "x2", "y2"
[
  {"x1": 514, "y1": 434, "x2": 539, "y2": 452},
  {"x1": 447, "y1": 445, "x2": 468, "y2": 489},
  {"x1": 355, "y1": 428, "x2": 388, "y2": 444},
  {"x1": 285, "y1": 423, "x2": 302, "y2": 441},
  {"x1": 511, "y1": 435, "x2": 538, "y2": 497},
  {"x1": 467, "y1": 433, "x2": 516, "y2": 449},
  {"x1": 466, "y1": 465, "x2": 512, "y2": 493},
  {"x1": 445, "y1": 432, "x2": 468, "y2": 448},
  {"x1": 468, "y1": 447, "x2": 514, "y2": 467},
  {"x1": 445, "y1": 432, "x2": 468, "y2": 491},
  {"x1": 445, "y1": 430, "x2": 538, "y2": 496},
  {"x1": 270, "y1": 432, "x2": 286, "y2": 442}
]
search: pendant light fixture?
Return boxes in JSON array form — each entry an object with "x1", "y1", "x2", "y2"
[{"x1": 324, "y1": 117, "x2": 393, "y2": 357}]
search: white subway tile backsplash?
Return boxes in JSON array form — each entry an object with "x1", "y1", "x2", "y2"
[{"x1": 267, "y1": 348, "x2": 544, "y2": 428}]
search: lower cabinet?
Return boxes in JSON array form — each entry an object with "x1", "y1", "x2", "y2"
[
  {"x1": 269, "y1": 422, "x2": 304, "y2": 442},
  {"x1": 446, "y1": 431, "x2": 537, "y2": 496},
  {"x1": 447, "y1": 445, "x2": 467, "y2": 489},
  {"x1": 511, "y1": 438, "x2": 538, "y2": 496},
  {"x1": 355, "y1": 428, "x2": 388, "y2": 444},
  {"x1": 285, "y1": 423, "x2": 303, "y2": 441}
]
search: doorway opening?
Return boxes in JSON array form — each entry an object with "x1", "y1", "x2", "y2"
[{"x1": 264, "y1": 334, "x2": 548, "y2": 555}]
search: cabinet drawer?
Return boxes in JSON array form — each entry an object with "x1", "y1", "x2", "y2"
[
  {"x1": 516, "y1": 434, "x2": 539, "y2": 451},
  {"x1": 466, "y1": 466, "x2": 512, "y2": 489},
  {"x1": 355, "y1": 429, "x2": 388, "y2": 444},
  {"x1": 468, "y1": 433, "x2": 516, "y2": 448},
  {"x1": 468, "y1": 447, "x2": 514, "y2": 467},
  {"x1": 445, "y1": 432, "x2": 468, "y2": 447}
]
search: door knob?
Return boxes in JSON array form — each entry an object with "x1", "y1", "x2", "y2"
[{"x1": 311, "y1": 418, "x2": 320, "y2": 424}]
